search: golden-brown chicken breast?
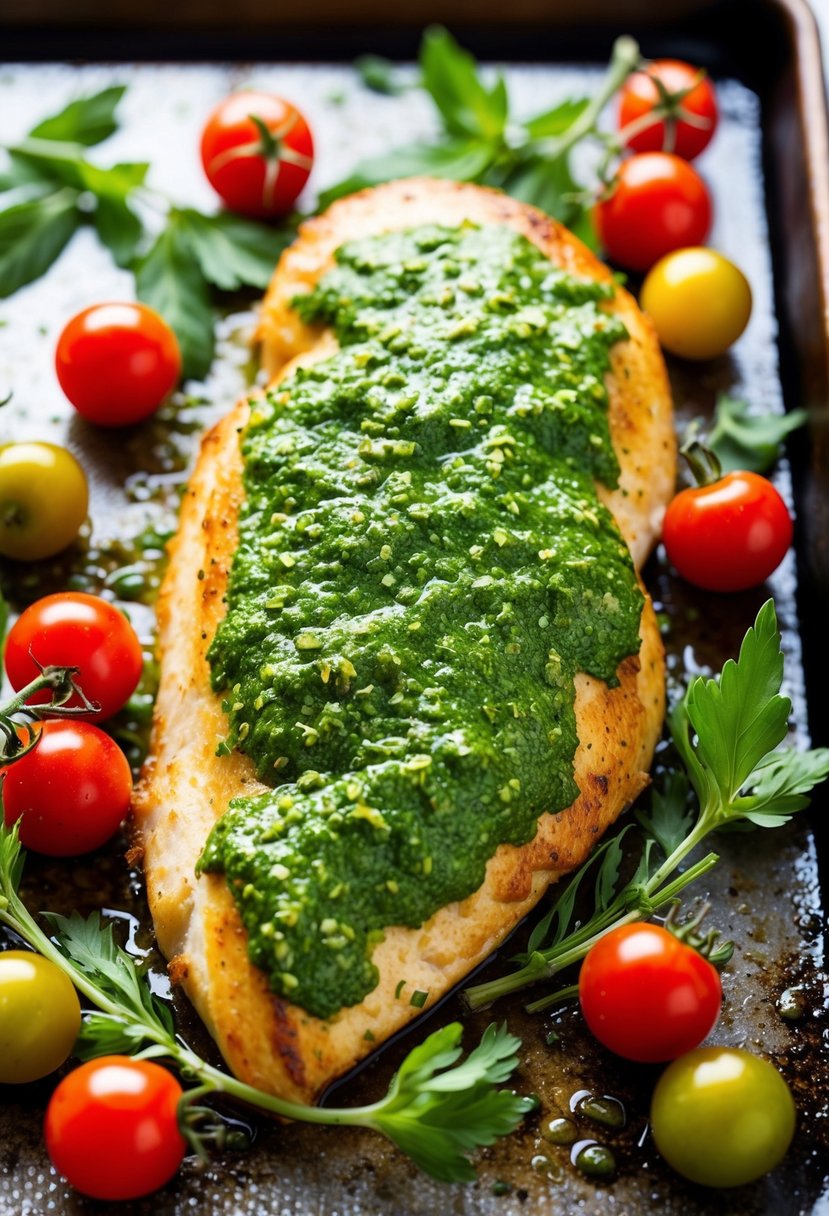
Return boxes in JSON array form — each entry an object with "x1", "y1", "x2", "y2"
[{"x1": 133, "y1": 178, "x2": 674, "y2": 1104}]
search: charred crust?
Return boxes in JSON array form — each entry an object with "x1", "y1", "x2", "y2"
[{"x1": 269, "y1": 998, "x2": 307, "y2": 1088}]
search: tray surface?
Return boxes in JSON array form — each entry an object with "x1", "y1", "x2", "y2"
[{"x1": 1, "y1": 12, "x2": 828, "y2": 1215}]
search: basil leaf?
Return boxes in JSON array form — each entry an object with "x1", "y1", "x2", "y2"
[
  {"x1": 28, "y1": 85, "x2": 126, "y2": 147},
  {"x1": 0, "y1": 189, "x2": 81, "y2": 298},
  {"x1": 136, "y1": 220, "x2": 214, "y2": 381},
  {"x1": 93, "y1": 192, "x2": 143, "y2": 268},
  {"x1": 420, "y1": 26, "x2": 507, "y2": 142},
  {"x1": 708, "y1": 395, "x2": 808, "y2": 474},
  {"x1": 175, "y1": 208, "x2": 295, "y2": 291},
  {"x1": 318, "y1": 139, "x2": 494, "y2": 209},
  {"x1": 523, "y1": 98, "x2": 590, "y2": 139}
]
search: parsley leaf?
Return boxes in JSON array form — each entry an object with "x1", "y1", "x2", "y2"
[
  {"x1": 174, "y1": 208, "x2": 295, "y2": 292},
  {"x1": 706, "y1": 395, "x2": 808, "y2": 474},
  {"x1": 0, "y1": 189, "x2": 81, "y2": 297},
  {"x1": 1, "y1": 820, "x2": 531, "y2": 1183},
  {"x1": 465, "y1": 600, "x2": 829, "y2": 1011},
  {"x1": 136, "y1": 218, "x2": 214, "y2": 380},
  {"x1": 28, "y1": 85, "x2": 127, "y2": 147}
]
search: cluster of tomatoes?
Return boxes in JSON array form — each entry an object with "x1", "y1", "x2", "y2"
[
  {"x1": 578, "y1": 922, "x2": 796, "y2": 1188},
  {"x1": 0, "y1": 591, "x2": 191, "y2": 1199},
  {"x1": 598, "y1": 59, "x2": 794, "y2": 594}
]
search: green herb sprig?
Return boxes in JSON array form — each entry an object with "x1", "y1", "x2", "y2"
[
  {"x1": 688, "y1": 394, "x2": 809, "y2": 476},
  {"x1": 464, "y1": 600, "x2": 829, "y2": 1011},
  {"x1": 321, "y1": 29, "x2": 641, "y2": 245},
  {"x1": 0, "y1": 826, "x2": 532, "y2": 1183},
  {"x1": 0, "y1": 87, "x2": 295, "y2": 379}
]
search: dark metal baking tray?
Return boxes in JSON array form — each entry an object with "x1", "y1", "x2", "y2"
[{"x1": 1, "y1": 1, "x2": 828, "y2": 1213}]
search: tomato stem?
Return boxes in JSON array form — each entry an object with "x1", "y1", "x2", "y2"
[{"x1": 0, "y1": 665, "x2": 101, "y2": 764}]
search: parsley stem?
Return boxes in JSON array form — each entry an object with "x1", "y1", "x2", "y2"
[{"x1": 463, "y1": 849, "x2": 719, "y2": 1011}]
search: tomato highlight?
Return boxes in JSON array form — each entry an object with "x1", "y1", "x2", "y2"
[
  {"x1": 55, "y1": 302, "x2": 181, "y2": 426},
  {"x1": 595, "y1": 152, "x2": 712, "y2": 272},
  {"x1": 200, "y1": 91, "x2": 314, "y2": 218},
  {"x1": 0, "y1": 951, "x2": 81, "y2": 1084},
  {"x1": 618, "y1": 59, "x2": 719, "y2": 161},
  {"x1": 2, "y1": 720, "x2": 132, "y2": 856},
  {"x1": 662, "y1": 469, "x2": 793, "y2": 592},
  {"x1": 5, "y1": 592, "x2": 144, "y2": 721},
  {"x1": 641, "y1": 247, "x2": 752, "y2": 360},
  {"x1": 578, "y1": 922, "x2": 721, "y2": 1063},
  {"x1": 0, "y1": 441, "x2": 89, "y2": 562},
  {"x1": 651, "y1": 1047, "x2": 796, "y2": 1187},
  {"x1": 45, "y1": 1056, "x2": 186, "y2": 1201}
]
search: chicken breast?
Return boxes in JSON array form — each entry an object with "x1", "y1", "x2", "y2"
[{"x1": 133, "y1": 178, "x2": 675, "y2": 1104}]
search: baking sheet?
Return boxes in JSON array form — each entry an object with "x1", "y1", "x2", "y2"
[{"x1": 1, "y1": 19, "x2": 828, "y2": 1216}]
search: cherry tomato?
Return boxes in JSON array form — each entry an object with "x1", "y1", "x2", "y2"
[
  {"x1": 578, "y1": 922, "x2": 721, "y2": 1062},
  {"x1": 45, "y1": 1056, "x2": 186, "y2": 1201},
  {"x1": 0, "y1": 951, "x2": 81, "y2": 1083},
  {"x1": 662, "y1": 471, "x2": 793, "y2": 591},
  {"x1": 55, "y1": 302, "x2": 181, "y2": 426},
  {"x1": 5, "y1": 591, "x2": 143, "y2": 720},
  {"x1": 0, "y1": 441, "x2": 88, "y2": 562},
  {"x1": 618, "y1": 59, "x2": 719, "y2": 161},
  {"x1": 595, "y1": 153, "x2": 712, "y2": 273},
  {"x1": 2, "y1": 720, "x2": 132, "y2": 855},
  {"x1": 651, "y1": 1047, "x2": 796, "y2": 1187},
  {"x1": 200, "y1": 91, "x2": 314, "y2": 219},
  {"x1": 641, "y1": 247, "x2": 752, "y2": 360}
]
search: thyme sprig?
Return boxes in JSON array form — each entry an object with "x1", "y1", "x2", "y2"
[
  {"x1": 0, "y1": 825, "x2": 532, "y2": 1184},
  {"x1": 464, "y1": 600, "x2": 829, "y2": 1011}
]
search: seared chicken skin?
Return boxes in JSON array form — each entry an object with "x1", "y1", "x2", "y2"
[{"x1": 133, "y1": 178, "x2": 675, "y2": 1103}]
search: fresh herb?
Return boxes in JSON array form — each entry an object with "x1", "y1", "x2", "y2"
[
  {"x1": 702, "y1": 395, "x2": 808, "y2": 475},
  {"x1": 322, "y1": 28, "x2": 641, "y2": 245},
  {"x1": 355, "y1": 54, "x2": 409, "y2": 96},
  {"x1": 0, "y1": 89, "x2": 295, "y2": 379},
  {"x1": 0, "y1": 825, "x2": 531, "y2": 1184},
  {"x1": 464, "y1": 600, "x2": 829, "y2": 1011}
]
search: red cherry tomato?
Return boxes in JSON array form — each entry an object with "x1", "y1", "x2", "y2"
[
  {"x1": 662, "y1": 471, "x2": 793, "y2": 592},
  {"x1": 5, "y1": 592, "x2": 143, "y2": 720},
  {"x1": 55, "y1": 302, "x2": 181, "y2": 426},
  {"x1": 2, "y1": 720, "x2": 132, "y2": 856},
  {"x1": 595, "y1": 152, "x2": 712, "y2": 272},
  {"x1": 578, "y1": 922, "x2": 722, "y2": 1063},
  {"x1": 618, "y1": 59, "x2": 719, "y2": 161},
  {"x1": 45, "y1": 1056, "x2": 186, "y2": 1201},
  {"x1": 200, "y1": 91, "x2": 314, "y2": 219}
]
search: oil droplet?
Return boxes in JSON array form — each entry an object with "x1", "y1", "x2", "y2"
[
  {"x1": 541, "y1": 1116, "x2": 578, "y2": 1146},
  {"x1": 572, "y1": 1140, "x2": 616, "y2": 1180},
  {"x1": 576, "y1": 1093, "x2": 627, "y2": 1130},
  {"x1": 569, "y1": 1088, "x2": 592, "y2": 1112},
  {"x1": 777, "y1": 986, "x2": 807, "y2": 1022},
  {"x1": 530, "y1": 1154, "x2": 564, "y2": 1182}
]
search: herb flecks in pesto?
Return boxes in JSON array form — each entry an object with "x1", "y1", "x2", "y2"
[{"x1": 199, "y1": 223, "x2": 643, "y2": 1019}]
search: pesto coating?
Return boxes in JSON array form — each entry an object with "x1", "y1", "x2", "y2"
[{"x1": 199, "y1": 223, "x2": 643, "y2": 1019}]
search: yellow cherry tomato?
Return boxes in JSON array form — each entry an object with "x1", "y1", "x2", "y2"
[
  {"x1": 640, "y1": 247, "x2": 752, "y2": 360},
  {"x1": 0, "y1": 950, "x2": 81, "y2": 1083},
  {"x1": 0, "y1": 441, "x2": 89, "y2": 561},
  {"x1": 650, "y1": 1046, "x2": 796, "y2": 1187}
]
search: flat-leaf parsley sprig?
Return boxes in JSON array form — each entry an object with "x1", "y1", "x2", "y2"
[
  {"x1": 0, "y1": 827, "x2": 532, "y2": 1184},
  {"x1": 464, "y1": 600, "x2": 829, "y2": 1011}
]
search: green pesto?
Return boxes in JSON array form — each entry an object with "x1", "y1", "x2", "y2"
[{"x1": 199, "y1": 223, "x2": 643, "y2": 1019}]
